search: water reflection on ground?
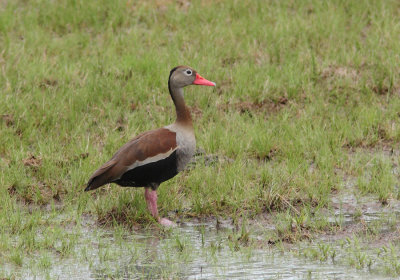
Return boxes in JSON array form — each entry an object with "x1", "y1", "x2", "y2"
[{"x1": 9, "y1": 220, "x2": 390, "y2": 280}]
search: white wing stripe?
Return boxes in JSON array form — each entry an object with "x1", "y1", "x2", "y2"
[{"x1": 125, "y1": 147, "x2": 177, "y2": 171}]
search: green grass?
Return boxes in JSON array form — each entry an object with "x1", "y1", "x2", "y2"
[{"x1": 1, "y1": 0, "x2": 400, "y2": 278}]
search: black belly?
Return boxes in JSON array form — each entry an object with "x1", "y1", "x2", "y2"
[{"x1": 113, "y1": 150, "x2": 178, "y2": 189}]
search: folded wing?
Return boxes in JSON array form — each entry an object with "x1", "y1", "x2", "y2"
[{"x1": 85, "y1": 128, "x2": 177, "y2": 191}]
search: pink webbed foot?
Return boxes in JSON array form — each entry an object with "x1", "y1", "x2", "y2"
[
  {"x1": 144, "y1": 188, "x2": 177, "y2": 227},
  {"x1": 159, "y1": 218, "x2": 177, "y2": 227}
]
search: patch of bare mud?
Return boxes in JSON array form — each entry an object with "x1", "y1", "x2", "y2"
[
  {"x1": 1, "y1": 114, "x2": 14, "y2": 127},
  {"x1": 321, "y1": 65, "x2": 359, "y2": 81},
  {"x1": 39, "y1": 77, "x2": 58, "y2": 89},
  {"x1": 22, "y1": 154, "x2": 42, "y2": 167},
  {"x1": 127, "y1": 0, "x2": 191, "y2": 13}
]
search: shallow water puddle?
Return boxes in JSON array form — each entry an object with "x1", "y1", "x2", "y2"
[{"x1": 4, "y1": 221, "x2": 392, "y2": 279}]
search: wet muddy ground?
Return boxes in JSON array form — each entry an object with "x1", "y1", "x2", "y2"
[
  {"x1": 2, "y1": 147, "x2": 400, "y2": 279},
  {"x1": 3, "y1": 200, "x2": 400, "y2": 280},
  {"x1": 2, "y1": 219, "x2": 393, "y2": 279}
]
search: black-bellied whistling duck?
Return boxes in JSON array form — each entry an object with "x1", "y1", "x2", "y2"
[{"x1": 85, "y1": 66, "x2": 215, "y2": 226}]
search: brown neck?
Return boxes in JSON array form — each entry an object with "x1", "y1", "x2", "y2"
[{"x1": 168, "y1": 85, "x2": 192, "y2": 126}]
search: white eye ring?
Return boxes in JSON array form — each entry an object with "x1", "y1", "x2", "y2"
[{"x1": 184, "y1": 69, "x2": 192, "y2": 76}]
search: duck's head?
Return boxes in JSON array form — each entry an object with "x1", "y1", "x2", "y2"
[{"x1": 168, "y1": 66, "x2": 216, "y2": 89}]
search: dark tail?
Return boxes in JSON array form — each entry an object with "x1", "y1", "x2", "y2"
[
  {"x1": 84, "y1": 177, "x2": 102, "y2": 192},
  {"x1": 85, "y1": 160, "x2": 117, "y2": 192}
]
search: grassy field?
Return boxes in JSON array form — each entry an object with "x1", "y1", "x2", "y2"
[{"x1": 1, "y1": 0, "x2": 400, "y2": 278}]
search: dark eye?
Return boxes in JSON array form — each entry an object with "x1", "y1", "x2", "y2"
[{"x1": 184, "y1": 69, "x2": 192, "y2": 76}]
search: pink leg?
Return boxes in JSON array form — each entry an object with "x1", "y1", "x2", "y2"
[{"x1": 144, "y1": 188, "x2": 175, "y2": 227}]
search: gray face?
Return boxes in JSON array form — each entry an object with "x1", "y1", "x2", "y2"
[{"x1": 170, "y1": 67, "x2": 196, "y2": 88}]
